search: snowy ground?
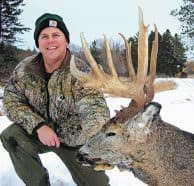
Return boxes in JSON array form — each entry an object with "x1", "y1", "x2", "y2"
[{"x1": 0, "y1": 78, "x2": 194, "y2": 186}]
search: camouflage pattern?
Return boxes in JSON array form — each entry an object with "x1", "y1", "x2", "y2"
[{"x1": 3, "y1": 50, "x2": 110, "y2": 146}]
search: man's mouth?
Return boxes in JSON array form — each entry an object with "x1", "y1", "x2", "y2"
[{"x1": 47, "y1": 46, "x2": 57, "y2": 50}]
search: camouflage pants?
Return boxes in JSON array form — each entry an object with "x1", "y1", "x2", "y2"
[{"x1": 0, "y1": 124, "x2": 109, "y2": 186}]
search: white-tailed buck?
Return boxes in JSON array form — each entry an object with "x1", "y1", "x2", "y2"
[{"x1": 71, "y1": 7, "x2": 194, "y2": 186}]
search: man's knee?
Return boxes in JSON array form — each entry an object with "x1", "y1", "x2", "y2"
[{"x1": 1, "y1": 124, "x2": 25, "y2": 152}]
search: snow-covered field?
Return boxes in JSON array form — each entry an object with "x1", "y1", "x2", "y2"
[{"x1": 0, "y1": 78, "x2": 194, "y2": 186}]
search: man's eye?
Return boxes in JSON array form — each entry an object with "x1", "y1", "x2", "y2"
[
  {"x1": 40, "y1": 35, "x2": 48, "y2": 39},
  {"x1": 53, "y1": 34, "x2": 61, "y2": 38}
]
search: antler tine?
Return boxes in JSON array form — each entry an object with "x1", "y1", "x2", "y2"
[
  {"x1": 103, "y1": 34, "x2": 118, "y2": 78},
  {"x1": 149, "y1": 24, "x2": 158, "y2": 82},
  {"x1": 137, "y1": 6, "x2": 149, "y2": 88},
  {"x1": 144, "y1": 25, "x2": 158, "y2": 103},
  {"x1": 119, "y1": 33, "x2": 136, "y2": 81},
  {"x1": 80, "y1": 33, "x2": 102, "y2": 77}
]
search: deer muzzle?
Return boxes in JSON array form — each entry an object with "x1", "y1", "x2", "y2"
[{"x1": 77, "y1": 152, "x2": 102, "y2": 165}]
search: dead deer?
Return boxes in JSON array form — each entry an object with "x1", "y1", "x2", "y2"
[{"x1": 70, "y1": 7, "x2": 194, "y2": 186}]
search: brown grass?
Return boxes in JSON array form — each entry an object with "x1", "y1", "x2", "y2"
[{"x1": 154, "y1": 80, "x2": 177, "y2": 93}]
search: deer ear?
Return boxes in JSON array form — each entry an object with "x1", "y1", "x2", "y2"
[
  {"x1": 142, "y1": 102, "x2": 161, "y2": 122},
  {"x1": 136, "y1": 102, "x2": 161, "y2": 127},
  {"x1": 125, "y1": 102, "x2": 161, "y2": 139}
]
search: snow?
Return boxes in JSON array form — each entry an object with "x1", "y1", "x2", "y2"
[{"x1": 0, "y1": 78, "x2": 194, "y2": 186}]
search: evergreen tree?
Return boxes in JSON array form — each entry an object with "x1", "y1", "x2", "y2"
[
  {"x1": 172, "y1": 33, "x2": 187, "y2": 72},
  {"x1": 90, "y1": 40, "x2": 101, "y2": 64},
  {"x1": 128, "y1": 35, "x2": 138, "y2": 72},
  {"x1": 159, "y1": 30, "x2": 175, "y2": 76},
  {"x1": 171, "y1": 0, "x2": 194, "y2": 51},
  {"x1": 0, "y1": 43, "x2": 19, "y2": 81},
  {"x1": 0, "y1": 0, "x2": 30, "y2": 44},
  {"x1": 157, "y1": 30, "x2": 186, "y2": 76},
  {"x1": 129, "y1": 30, "x2": 186, "y2": 77}
]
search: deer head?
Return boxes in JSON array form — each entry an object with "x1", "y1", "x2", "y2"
[{"x1": 78, "y1": 102, "x2": 162, "y2": 172}]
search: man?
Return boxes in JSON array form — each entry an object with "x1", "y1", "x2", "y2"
[{"x1": 0, "y1": 13, "x2": 110, "y2": 186}]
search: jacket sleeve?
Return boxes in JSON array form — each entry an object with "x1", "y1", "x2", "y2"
[
  {"x1": 57, "y1": 78, "x2": 110, "y2": 147},
  {"x1": 3, "y1": 65, "x2": 46, "y2": 134},
  {"x1": 73, "y1": 79, "x2": 110, "y2": 138}
]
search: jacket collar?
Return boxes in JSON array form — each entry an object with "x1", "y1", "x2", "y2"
[{"x1": 57, "y1": 49, "x2": 71, "y2": 71}]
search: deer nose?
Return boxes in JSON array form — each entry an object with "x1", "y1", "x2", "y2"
[{"x1": 76, "y1": 152, "x2": 99, "y2": 166}]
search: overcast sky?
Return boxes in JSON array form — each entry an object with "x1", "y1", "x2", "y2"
[{"x1": 19, "y1": 0, "x2": 182, "y2": 50}]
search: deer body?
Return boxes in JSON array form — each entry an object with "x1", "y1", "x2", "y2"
[{"x1": 79, "y1": 102, "x2": 194, "y2": 185}]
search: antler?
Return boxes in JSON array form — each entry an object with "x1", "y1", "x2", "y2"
[{"x1": 70, "y1": 7, "x2": 175, "y2": 109}]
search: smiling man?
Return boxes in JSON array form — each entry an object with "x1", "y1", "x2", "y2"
[{"x1": 0, "y1": 13, "x2": 110, "y2": 186}]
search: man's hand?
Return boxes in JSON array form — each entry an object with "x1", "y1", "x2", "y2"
[{"x1": 37, "y1": 125, "x2": 60, "y2": 148}]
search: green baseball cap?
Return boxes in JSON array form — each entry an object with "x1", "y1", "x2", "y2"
[{"x1": 34, "y1": 13, "x2": 70, "y2": 47}]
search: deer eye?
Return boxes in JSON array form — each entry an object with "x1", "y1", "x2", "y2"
[{"x1": 106, "y1": 132, "x2": 116, "y2": 137}]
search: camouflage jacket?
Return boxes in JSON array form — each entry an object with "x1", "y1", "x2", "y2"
[{"x1": 3, "y1": 50, "x2": 110, "y2": 146}]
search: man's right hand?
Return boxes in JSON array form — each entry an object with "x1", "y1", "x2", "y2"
[{"x1": 37, "y1": 125, "x2": 60, "y2": 148}]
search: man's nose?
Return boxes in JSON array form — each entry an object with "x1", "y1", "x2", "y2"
[{"x1": 47, "y1": 36, "x2": 55, "y2": 42}]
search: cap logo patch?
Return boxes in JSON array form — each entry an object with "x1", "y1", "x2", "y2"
[{"x1": 49, "y1": 20, "x2": 57, "y2": 27}]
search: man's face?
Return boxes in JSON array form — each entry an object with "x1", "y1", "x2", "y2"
[{"x1": 38, "y1": 27, "x2": 68, "y2": 61}]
